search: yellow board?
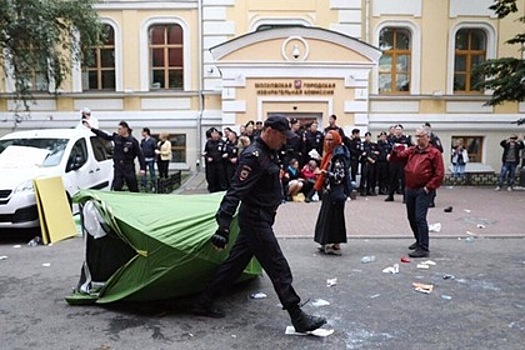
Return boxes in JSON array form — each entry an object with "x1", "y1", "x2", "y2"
[{"x1": 33, "y1": 176, "x2": 77, "y2": 245}]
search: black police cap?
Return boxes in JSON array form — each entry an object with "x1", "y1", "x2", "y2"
[{"x1": 264, "y1": 115, "x2": 296, "y2": 139}]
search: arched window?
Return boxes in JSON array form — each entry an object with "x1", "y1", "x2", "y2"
[
  {"x1": 453, "y1": 28, "x2": 486, "y2": 93},
  {"x1": 148, "y1": 24, "x2": 183, "y2": 90},
  {"x1": 378, "y1": 27, "x2": 411, "y2": 94},
  {"x1": 83, "y1": 24, "x2": 116, "y2": 91}
]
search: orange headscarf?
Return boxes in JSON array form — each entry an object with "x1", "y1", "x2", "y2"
[{"x1": 314, "y1": 130, "x2": 343, "y2": 191}]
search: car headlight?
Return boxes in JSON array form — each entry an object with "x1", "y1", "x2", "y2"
[{"x1": 14, "y1": 180, "x2": 35, "y2": 194}]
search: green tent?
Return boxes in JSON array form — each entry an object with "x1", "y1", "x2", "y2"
[{"x1": 66, "y1": 190, "x2": 262, "y2": 305}]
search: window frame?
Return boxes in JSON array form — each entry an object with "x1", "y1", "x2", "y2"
[
  {"x1": 372, "y1": 21, "x2": 421, "y2": 95},
  {"x1": 451, "y1": 136, "x2": 483, "y2": 163},
  {"x1": 148, "y1": 24, "x2": 184, "y2": 90},
  {"x1": 447, "y1": 22, "x2": 496, "y2": 96},
  {"x1": 83, "y1": 23, "x2": 116, "y2": 91},
  {"x1": 140, "y1": 17, "x2": 190, "y2": 92},
  {"x1": 453, "y1": 28, "x2": 486, "y2": 94},
  {"x1": 378, "y1": 27, "x2": 412, "y2": 95}
]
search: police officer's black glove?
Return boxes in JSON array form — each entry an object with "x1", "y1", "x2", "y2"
[{"x1": 211, "y1": 228, "x2": 229, "y2": 249}]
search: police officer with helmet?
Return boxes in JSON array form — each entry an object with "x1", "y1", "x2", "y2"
[
  {"x1": 195, "y1": 115, "x2": 327, "y2": 333},
  {"x1": 85, "y1": 120, "x2": 145, "y2": 192}
]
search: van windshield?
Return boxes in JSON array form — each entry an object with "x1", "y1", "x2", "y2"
[{"x1": 0, "y1": 138, "x2": 69, "y2": 167}]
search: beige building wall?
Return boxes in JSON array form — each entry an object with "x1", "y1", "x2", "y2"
[{"x1": 1, "y1": 0, "x2": 523, "y2": 172}]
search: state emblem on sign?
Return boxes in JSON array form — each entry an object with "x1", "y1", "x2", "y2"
[{"x1": 294, "y1": 80, "x2": 302, "y2": 89}]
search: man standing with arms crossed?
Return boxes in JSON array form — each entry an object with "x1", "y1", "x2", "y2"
[
  {"x1": 390, "y1": 128, "x2": 444, "y2": 258},
  {"x1": 195, "y1": 115, "x2": 327, "y2": 333}
]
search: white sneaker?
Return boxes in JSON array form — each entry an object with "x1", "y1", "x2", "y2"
[
  {"x1": 495, "y1": 186, "x2": 501, "y2": 191},
  {"x1": 507, "y1": 186, "x2": 512, "y2": 192}
]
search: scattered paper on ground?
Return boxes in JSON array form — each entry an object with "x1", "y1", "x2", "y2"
[
  {"x1": 412, "y1": 283, "x2": 434, "y2": 294},
  {"x1": 311, "y1": 298, "x2": 330, "y2": 307},
  {"x1": 326, "y1": 278, "x2": 337, "y2": 287},
  {"x1": 417, "y1": 264, "x2": 430, "y2": 270},
  {"x1": 429, "y1": 223, "x2": 441, "y2": 232},
  {"x1": 382, "y1": 264, "x2": 400, "y2": 274},
  {"x1": 285, "y1": 326, "x2": 334, "y2": 337},
  {"x1": 421, "y1": 260, "x2": 436, "y2": 266}
]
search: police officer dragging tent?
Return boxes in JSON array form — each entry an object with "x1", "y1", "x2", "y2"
[
  {"x1": 85, "y1": 120, "x2": 145, "y2": 192},
  {"x1": 194, "y1": 115, "x2": 327, "y2": 333}
]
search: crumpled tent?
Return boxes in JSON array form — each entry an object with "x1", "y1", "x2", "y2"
[{"x1": 66, "y1": 190, "x2": 262, "y2": 305}]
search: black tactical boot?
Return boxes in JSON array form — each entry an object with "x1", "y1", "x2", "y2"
[{"x1": 288, "y1": 306, "x2": 326, "y2": 332}]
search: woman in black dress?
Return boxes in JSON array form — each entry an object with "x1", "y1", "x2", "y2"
[{"x1": 313, "y1": 130, "x2": 352, "y2": 255}]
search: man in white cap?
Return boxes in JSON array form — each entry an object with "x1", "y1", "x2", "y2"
[{"x1": 77, "y1": 107, "x2": 99, "y2": 130}]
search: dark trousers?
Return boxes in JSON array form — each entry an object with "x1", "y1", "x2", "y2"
[
  {"x1": 206, "y1": 161, "x2": 227, "y2": 193},
  {"x1": 376, "y1": 161, "x2": 389, "y2": 193},
  {"x1": 350, "y1": 159, "x2": 359, "y2": 182},
  {"x1": 203, "y1": 204, "x2": 301, "y2": 310},
  {"x1": 405, "y1": 187, "x2": 432, "y2": 251},
  {"x1": 359, "y1": 163, "x2": 377, "y2": 194},
  {"x1": 157, "y1": 159, "x2": 169, "y2": 179},
  {"x1": 388, "y1": 162, "x2": 405, "y2": 197},
  {"x1": 112, "y1": 164, "x2": 139, "y2": 192},
  {"x1": 141, "y1": 159, "x2": 156, "y2": 189}
]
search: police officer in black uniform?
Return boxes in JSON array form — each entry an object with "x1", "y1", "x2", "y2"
[
  {"x1": 347, "y1": 129, "x2": 362, "y2": 182},
  {"x1": 385, "y1": 124, "x2": 412, "y2": 202},
  {"x1": 194, "y1": 115, "x2": 327, "y2": 333},
  {"x1": 303, "y1": 121, "x2": 324, "y2": 164},
  {"x1": 204, "y1": 128, "x2": 228, "y2": 193},
  {"x1": 86, "y1": 120, "x2": 145, "y2": 192},
  {"x1": 280, "y1": 118, "x2": 303, "y2": 167},
  {"x1": 376, "y1": 131, "x2": 392, "y2": 195},
  {"x1": 359, "y1": 131, "x2": 379, "y2": 196}
]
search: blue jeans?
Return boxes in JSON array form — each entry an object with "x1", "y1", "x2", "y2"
[
  {"x1": 405, "y1": 187, "x2": 432, "y2": 251},
  {"x1": 142, "y1": 158, "x2": 156, "y2": 189},
  {"x1": 453, "y1": 164, "x2": 466, "y2": 180},
  {"x1": 497, "y1": 162, "x2": 517, "y2": 187}
]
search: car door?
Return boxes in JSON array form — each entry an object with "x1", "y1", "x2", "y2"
[
  {"x1": 88, "y1": 136, "x2": 113, "y2": 190},
  {"x1": 63, "y1": 137, "x2": 96, "y2": 195}
]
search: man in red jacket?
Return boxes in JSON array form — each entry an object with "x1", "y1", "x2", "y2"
[{"x1": 390, "y1": 128, "x2": 444, "y2": 258}]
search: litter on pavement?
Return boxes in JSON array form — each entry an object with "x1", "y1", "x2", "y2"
[
  {"x1": 441, "y1": 295, "x2": 452, "y2": 300},
  {"x1": 382, "y1": 264, "x2": 400, "y2": 274},
  {"x1": 443, "y1": 274, "x2": 455, "y2": 280},
  {"x1": 412, "y1": 282, "x2": 434, "y2": 294},
  {"x1": 326, "y1": 278, "x2": 337, "y2": 287},
  {"x1": 285, "y1": 326, "x2": 334, "y2": 337},
  {"x1": 429, "y1": 223, "x2": 441, "y2": 232},
  {"x1": 13, "y1": 245, "x2": 21, "y2": 249},
  {"x1": 250, "y1": 292, "x2": 267, "y2": 299},
  {"x1": 416, "y1": 264, "x2": 430, "y2": 270},
  {"x1": 311, "y1": 299, "x2": 330, "y2": 307},
  {"x1": 400, "y1": 256, "x2": 411, "y2": 263},
  {"x1": 444, "y1": 206, "x2": 453, "y2": 213},
  {"x1": 42, "y1": 263, "x2": 51, "y2": 267},
  {"x1": 477, "y1": 224, "x2": 486, "y2": 229}
]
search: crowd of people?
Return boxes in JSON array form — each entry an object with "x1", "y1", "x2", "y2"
[{"x1": 203, "y1": 116, "x2": 449, "y2": 205}]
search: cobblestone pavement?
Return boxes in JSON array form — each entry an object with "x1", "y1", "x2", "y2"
[{"x1": 178, "y1": 172, "x2": 525, "y2": 239}]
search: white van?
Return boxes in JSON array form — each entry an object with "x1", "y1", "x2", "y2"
[{"x1": 0, "y1": 128, "x2": 113, "y2": 228}]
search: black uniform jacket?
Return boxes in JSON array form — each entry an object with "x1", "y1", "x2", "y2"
[{"x1": 216, "y1": 137, "x2": 282, "y2": 231}]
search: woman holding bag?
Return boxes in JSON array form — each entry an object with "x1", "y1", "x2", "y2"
[{"x1": 313, "y1": 130, "x2": 352, "y2": 255}]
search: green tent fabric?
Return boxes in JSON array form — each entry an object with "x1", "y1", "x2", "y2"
[{"x1": 66, "y1": 190, "x2": 262, "y2": 305}]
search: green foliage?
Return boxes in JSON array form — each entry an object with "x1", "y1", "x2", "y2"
[
  {"x1": 0, "y1": 0, "x2": 102, "y2": 122},
  {"x1": 474, "y1": 0, "x2": 524, "y2": 106}
]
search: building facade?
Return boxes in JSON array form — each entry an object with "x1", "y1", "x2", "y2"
[{"x1": 1, "y1": 0, "x2": 523, "y2": 171}]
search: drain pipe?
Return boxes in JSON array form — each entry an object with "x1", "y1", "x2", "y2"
[{"x1": 196, "y1": 0, "x2": 203, "y2": 173}]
